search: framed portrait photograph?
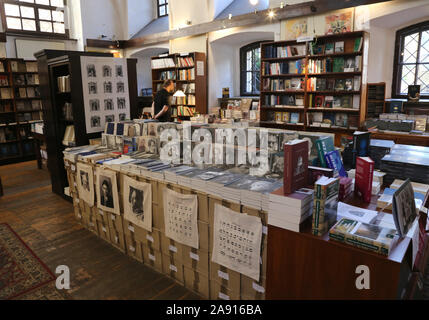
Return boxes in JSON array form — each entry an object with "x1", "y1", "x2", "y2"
[
  {"x1": 76, "y1": 163, "x2": 95, "y2": 207},
  {"x1": 103, "y1": 65, "x2": 112, "y2": 77},
  {"x1": 123, "y1": 176, "x2": 152, "y2": 232},
  {"x1": 97, "y1": 167, "x2": 120, "y2": 215}
]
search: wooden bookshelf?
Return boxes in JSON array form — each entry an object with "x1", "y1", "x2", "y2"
[
  {"x1": 0, "y1": 58, "x2": 43, "y2": 165},
  {"x1": 366, "y1": 82, "x2": 386, "y2": 118},
  {"x1": 151, "y1": 52, "x2": 207, "y2": 122},
  {"x1": 259, "y1": 31, "x2": 369, "y2": 138}
]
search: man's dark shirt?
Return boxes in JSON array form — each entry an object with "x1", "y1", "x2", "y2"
[{"x1": 154, "y1": 88, "x2": 171, "y2": 122}]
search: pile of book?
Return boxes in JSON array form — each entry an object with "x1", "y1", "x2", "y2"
[
  {"x1": 268, "y1": 187, "x2": 314, "y2": 232},
  {"x1": 151, "y1": 57, "x2": 175, "y2": 69},
  {"x1": 312, "y1": 176, "x2": 339, "y2": 236},
  {"x1": 339, "y1": 177, "x2": 353, "y2": 201},
  {"x1": 177, "y1": 56, "x2": 194, "y2": 68},
  {"x1": 264, "y1": 44, "x2": 306, "y2": 58},
  {"x1": 369, "y1": 139, "x2": 395, "y2": 169}
]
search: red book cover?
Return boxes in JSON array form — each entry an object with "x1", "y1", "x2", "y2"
[
  {"x1": 284, "y1": 140, "x2": 309, "y2": 195},
  {"x1": 354, "y1": 157, "x2": 374, "y2": 203}
]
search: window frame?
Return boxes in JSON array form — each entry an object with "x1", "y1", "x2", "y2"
[
  {"x1": 157, "y1": 0, "x2": 168, "y2": 18},
  {"x1": 392, "y1": 20, "x2": 429, "y2": 99},
  {"x1": 240, "y1": 41, "x2": 266, "y2": 97},
  {"x1": 0, "y1": 0, "x2": 69, "y2": 39}
]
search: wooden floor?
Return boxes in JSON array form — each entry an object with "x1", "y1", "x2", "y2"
[{"x1": 0, "y1": 161, "x2": 200, "y2": 300}]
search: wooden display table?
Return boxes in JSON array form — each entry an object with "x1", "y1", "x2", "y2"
[
  {"x1": 370, "y1": 131, "x2": 429, "y2": 147},
  {"x1": 266, "y1": 190, "x2": 427, "y2": 300}
]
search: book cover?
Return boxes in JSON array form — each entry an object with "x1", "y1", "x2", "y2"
[
  {"x1": 335, "y1": 79, "x2": 345, "y2": 91},
  {"x1": 345, "y1": 78, "x2": 353, "y2": 91},
  {"x1": 290, "y1": 112, "x2": 300, "y2": 124},
  {"x1": 335, "y1": 41, "x2": 344, "y2": 53},
  {"x1": 315, "y1": 136, "x2": 335, "y2": 168},
  {"x1": 324, "y1": 96, "x2": 334, "y2": 108},
  {"x1": 308, "y1": 166, "x2": 334, "y2": 185},
  {"x1": 408, "y1": 85, "x2": 420, "y2": 101},
  {"x1": 284, "y1": 140, "x2": 309, "y2": 195},
  {"x1": 332, "y1": 58, "x2": 345, "y2": 73},
  {"x1": 389, "y1": 100, "x2": 403, "y2": 113},
  {"x1": 329, "y1": 218, "x2": 396, "y2": 256},
  {"x1": 392, "y1": 179, "x2": 418, "y2": 237},
  {"x1": 354, "y1": 37, "x2": 363, "y2": 52},
  {"x1": 352, "y1": 131, "x2": 371, "y2": 167},
  {"x1": 325, "y1": 150, "x2": 348, "y2": 177},
  {"x1": 355, "y1": 157, "x2": 374, "y2": 203},
  {"x1": 314, "y1": 95, "x2": 325, "y2": 108},
  {"x1": 325, "y1": 43, "x2": 334, "y2": 54}
]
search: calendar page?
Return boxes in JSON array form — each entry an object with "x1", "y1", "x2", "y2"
[
  {"x1": 163, "y1": 188, "x2": 199, "y2": 249},
  {"x1": 212, "y1": 203, "x2": 262, "y2": 281}
]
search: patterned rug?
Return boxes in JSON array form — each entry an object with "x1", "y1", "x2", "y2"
[{"x1": 0, "y1": 223, "x2": 60, "y2": 300}]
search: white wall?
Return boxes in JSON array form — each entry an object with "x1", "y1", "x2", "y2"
[
  {"x1": 169, "y1": 0, "x2": 212, "y2": 29},
  {"x1": 127, "y1": 0, "x2": 156, "y2": 39}
]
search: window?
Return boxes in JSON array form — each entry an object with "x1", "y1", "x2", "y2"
[
  {"x1": 157, "y1": 0, "x2": 168, "y2": 18},
  {"x1": 393, "y1": 21, "x2": 429, "y2": 97},
  {"x1": 1, "y1": 0, "x2": 66, "y2": 36},
  {"x1": 240, "y1": 41, "x2": 266, "y2": 96}
]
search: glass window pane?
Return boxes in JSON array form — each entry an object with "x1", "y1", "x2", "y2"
[
  {"x1": 159, "y1": 6, "x2": 165, "y2": 16},
  {"x1": 6, "y1": 17, "x2": 22, "y2": 29},
  {"x1": 19, "y1": 0, "x2": 35, "y2": 3},
  {"x1": 5, "y1": 4, "x2": 20, "y2": 17},
  {"x1": 246, "y1": 72, "x2": 252, "y2": 93},
  {"x1": 53, "y1": 22, "x2": 65, "y2": 33},
  {"x1": 38, "y1": 8, "x2": 51, "y2": 20},
  {"x1": 40, "y1": 20, "x2": 53, "y2": 32},
  {"x1": 166, "y1": 5, "x2": 169, "y2": 15},
  {"x1": 36, "y1": 0, "x2": 50, "y2": 5},
  {"x1": 52, "y1": 10, "x2": 64, "y2": 22},
  {"x1": 51, "y1": 0, "x2": 64, "y2": 7},
  {"x1": 420, "y1": 31, "x2": 429, "y2": 63},
  {"x1": 159, "y1": 0, "x2": 165, "y2": 4},
  {"x1": 22, "y1": 18, "x2": 36, "y2": 31},
  {"x1": 246, "y1": 51, "x2": 252, "y2": 71},
  {"x1": 403, "y1": 33, "x2": 419, "y2": 63},
  {"x1": 417, "y1": 63, "x2": 429, "y2": 94},
  {"x1": 20, "y1": 6, "x2": 35, "y2": 18},
  {"x1": 400, "y1": 64, "x2": 416, "y2": 94}
]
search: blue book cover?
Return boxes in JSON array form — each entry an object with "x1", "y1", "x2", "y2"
[
  {"x1": 325, "y1": 150, "x2": 348, "y2": 178},
  {"x1": 106, "y1": 122, "x2": 115, "y2": 135},
  {"x1": 116, "y1": 123, "x2": 125, "y2": 136}
]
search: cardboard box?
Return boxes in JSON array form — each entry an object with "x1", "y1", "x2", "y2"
[
  {"x1": 109, "y1": 227, "x2": 126, "y2": 253},
  {"x1": 162, "y1": 253, "x2": 184, "y2": 284},
  {"x1": 72, "y1": 197, "x2": 84, "y2": 223},
  {"x1": 182, "y1": 247, "x2": 209, "y2": 274},
  {"x1": 152, "y1": 203, "x2": 165, "y2": 231},
  {"x1": 198, "y1": 221, "x2": 209, "y2": 252},
  {"x1": 125, "y1": 234, "x2": 144, "y2": 263},
  {"x1": 97, "y1": 220, "x2": 111, "y2": 243},
  {"x1": 142, "y1": 228, "x2": 162, "y2": 251},
  {"x1": 240, "y1": 275, "x2": 266, "y2": 300},
  {"x1": 210, "y1": 280, "x2": 240, "y2": 300},
  {"x1": 82, "y1": 203, "x2": 98, "y2": 236},
  {"x1": 183, "y1": 266, "x2": 210, "y2": 299},
  {"x1": 210, "y1": 262, "x2": 241, "y2": 293},
  {"x1": 123, "y1": 219, "x2": 146, "y2": 242},
  {"x1": 160, "y1": 233, "x2": 183, "y2": 261},
  {"x1": 142, "y1": 245, "x2": 163, "y2": 273},
  {"x1": 96, "y1": 208, "x2": 110, "y2": 224},
  {"x1": 107, "y1": 212, "x2": 124, "y2": 235},
  {"x1": 181, "y1": 187, "x2": 209, "y2": 223}
]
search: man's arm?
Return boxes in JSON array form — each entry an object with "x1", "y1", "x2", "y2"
[{"x1": 154, "y1": 105, "x2": 169, "y2": 120}]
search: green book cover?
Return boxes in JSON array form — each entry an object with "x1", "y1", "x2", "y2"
[
  {"x1": 332, "y1": 58, "x2": 345, "y2": 73},
  {"x1": 354, "y1": 37, "x2": 362, "y2": 52},
  {"x1": 315, "y1": 136, "x2": 335, "y2": 168}
]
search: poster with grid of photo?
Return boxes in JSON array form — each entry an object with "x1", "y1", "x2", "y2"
[{"x1": 81, "y1": 57, "x2": 130, "y2": 134}]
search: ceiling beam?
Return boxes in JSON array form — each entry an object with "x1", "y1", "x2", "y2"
[{"x1": 123, "y1": 0, "x2": 394, "y2": 49}]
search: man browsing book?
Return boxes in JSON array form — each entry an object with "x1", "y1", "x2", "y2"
[{"x1": 153, "y1": 80, "x2": 174, "y2": 122}]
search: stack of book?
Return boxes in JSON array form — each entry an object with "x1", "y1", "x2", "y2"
[
  {"x1": 369, "y1": 139, "x2": 395, "y2": 169},
  {"x1": 206, "y1": 173, "x2": 243, "y2": 199},
  {"x1": 268, "y1": 187, "x2": 314, "y2": 232},
  {"x1": 163, "y1": 165, "x2": 194, "y2": 184},
  {"x1": 151, "y1": 57, "x2": 175, "y2": 69},
  {"x1": 312, "y1": 176, "x2": 340, "y2": 236},
  {"x1": 339, "y1": 177, "x2": 353, "y2": 201},
  {"x1": 355, "y1": 157, "x2": 375, "y2": 203},
  {"x1": 329, "y1": 218, "x2": 396, "y2": 256}
]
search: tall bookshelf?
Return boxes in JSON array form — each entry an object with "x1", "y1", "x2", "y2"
[
  {"x1": 151, "y1": 52, "x2": 207, "y2": 122},
  {"x1": 259, "y1": 31, "x2": 369, "y2": 136},
  {"x1": 366, "y1": 82, "x2": 386, "y2": 118},
  {"x1": 0, "y1": 58, "x2": 42, "y2": 165}
]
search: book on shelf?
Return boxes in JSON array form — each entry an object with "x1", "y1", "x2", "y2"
[
  {"x1": 322, "y1": 113, "x2": 335, "y2": 127},
  {"x1": 334, "y1": 41, "x2": 344, "y2": 53},
  {"x1": 329, "y1": 218, "x2": 396, "y2": 256},
  {"x1": 344, "y1": 58, "x2": 356, "y2": 72},
  {"x1": 335, "y1": 79, "x2": 345, "y2": 91},
  {"x1": 314, "y1": 95, "x2": 325, "y2": 108},
  {"x1": 335, "y1": 113, "x2": 348, "y2": 127},
  {"x1": 312, "y1": 176, "x2": 339, "y2": 236},
  {"x1": 355, "y1": 157, "x2": 374, "y2": 203},
  {"x1": 178, "y1": 68, "x2": 195, "y2": 80},
  {"x1": 324, "y1": 96, "x2": 334, "y2": 108},
  {"x1": 325, "y1": 43, "x2": 335, "y2": 54},
  {"x1": 25, "y1": 61, "x2": 38, "y2": 73},
  {"x1": 354, "y1": 37, "x2": 363, "y2": 52},
  {"x1": 284, "y1": 139, "x2": 309, "y2": 195},
  {"x1": 264, "y1": 44, "x2": 306, "y2": 58},
  {"x1": 353, "y1": 76, "x2": 361, "y2": 91},
  {"x1": 151, "y1": 57, "x2": 175, "y2": 69},
  {"x1": 290, "y1": 112, "x2": 300, "y2": 124},
  {"x1": 0, "y1": 75, "x2": 8, "y2": 86},
  {"x1": 159, "y1": 70, "x2": 176, "y2": 80},
  {"x1": 332, "y1": 57, "x2": 345, "y2": 73},
  {"x1": 345, "y1": 78, "x2": 353, "y2": 91},
  {"x1": 1, "y1": 88, "x2": 12, "y2": 99},
  {"x1": 177, "y1": 56, "x2": 194, "y2": 68}
]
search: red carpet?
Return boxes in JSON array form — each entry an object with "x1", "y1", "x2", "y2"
[{"x1": 0, "y1": 223, "x2": 56, "y2": 300}]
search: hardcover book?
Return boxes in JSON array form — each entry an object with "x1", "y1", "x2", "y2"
[
  {"x1": 325, "y1": 150, "x2": 348, "y2": 177},
  {"x1": 352, "y1": 131, "x2": 371, "y2": 168},
  {"x1": 355, "y1": 157, "x2": 375, "y2": 203},
  {"x1": 392, "y1": 179, "x2": 417, "y2": 237},
  {"x1": 316, "y1": 136, "x2": 335, "y2": 168},
  {"x1": 325, "y1": 43, "x2": 335, "y2": 54},
  {"x1": 329, "y1": 218, "x2": 396, "y2": 256},
  {"x1": 334, "y1": 41, "x2": 344, "y2": 53},
  {"x1": 312, "y1": 176, "x2": 339, "y2": 236},
  {"x1": 284, "y1": 140, "x2": 309, "y2": 195}
]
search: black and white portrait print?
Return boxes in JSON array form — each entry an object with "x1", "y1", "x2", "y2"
[
  {"x1": 77, "y1": 163, "x2": 94, "y2": 207},
  {"x1": 90, "y1": 99, "x2": 100, "y2": 111},
  {"x1": 80, "y1": 170, "x2": 90, "y2": 192},
  {"x1": 117, "y1": 97, "x2": 126, "y2": 110},
  {"x1": 88, "y1": 82, "x2": 97, "y2": 94},
  {"x1": 129, "y1": 187, "x2": 144, "y2": 218},
  {"x1": 104, "y1": 81, "x2": 112, "y2": 94},
  {"x1": 105, "y1": 114, "x2": 115, "y2": 123},
  {"x1": 104, "y1": 99, "x2": 114, "y2": 111},
  {"x1": 116, "y1": 65, "x2": 123, "y2": 77},
  {"x1": 103, "y1": 65, "x2": 112, "y2": 77},
  {"x1": 97, "y1": 168, "x2": 120, "y2": 215},
  {"x1": 117, "y1": 82, "x2": 125, "y2": 93},
  {"x1": 123, "y1": 176, "x2": 152, "y2": 231},
  {"x1": 91, "y1": 116, "x2": 101, "y2": 128},
  {"x1": 99, "y1": 176, "x2": 113, "y2": 209},
  {"x1": 87, "y1": 64, "x2": 96, "y2": 77}
]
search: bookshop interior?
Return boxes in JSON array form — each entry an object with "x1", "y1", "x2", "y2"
[{"x1": 2, "y1": 0, "x2": 429, "y2": 302}]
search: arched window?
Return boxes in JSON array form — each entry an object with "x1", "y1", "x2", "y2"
[
  {"x1": 240, "y1": 41, "x2": 267, "y2": 96},
  {"x1": 393, "y1": 21, "x2": 429, "y2": 98}
]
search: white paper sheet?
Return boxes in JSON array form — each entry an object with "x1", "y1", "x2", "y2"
[{"x1": 337, "y1": 202, "x2": 378, "y2": 224}]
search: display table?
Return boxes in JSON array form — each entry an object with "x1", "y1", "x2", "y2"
[
  {"x1": 266, "y1": 189, "x2": 428, "y2": 300},
  {"x1": 370, "y1": 131, "x2": 429, "y2": 147}
]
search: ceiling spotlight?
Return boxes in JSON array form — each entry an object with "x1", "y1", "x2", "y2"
[
  {"x1": 249, "y1": 0, "x2": 259, "y2": 6},
  {"x1": 268, "y1": 10, "x2": 275, "y2": 18},
  {"x1": 228, "y1": 13, "x2": 232, "y2": 20}
]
